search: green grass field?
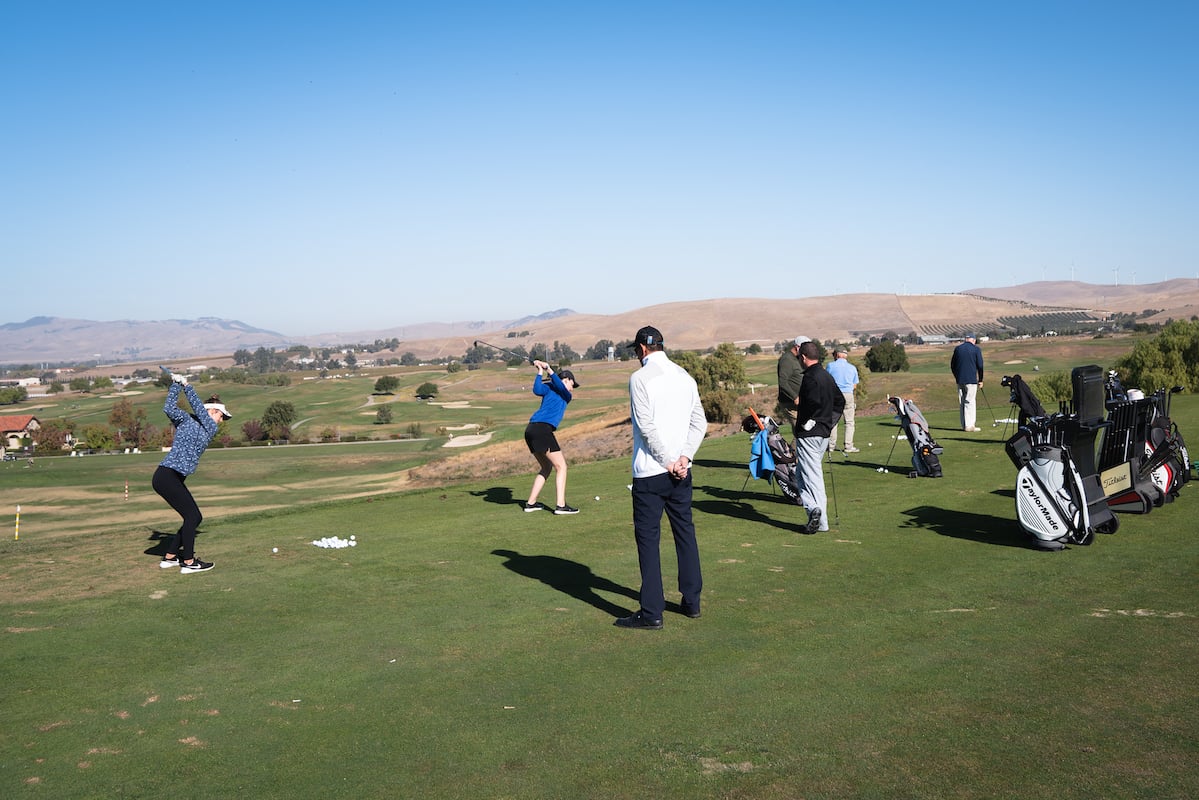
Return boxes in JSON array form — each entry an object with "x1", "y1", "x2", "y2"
[{"x1": 3, "y1": 340, "x2": 1197, "y2": 798}]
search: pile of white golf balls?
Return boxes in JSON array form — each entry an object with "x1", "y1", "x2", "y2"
[{"x1": 311, "y1": 535, "x2": 357, "y2": 549}]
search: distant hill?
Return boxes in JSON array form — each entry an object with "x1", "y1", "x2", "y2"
[{"x1": 4, "y1": 281, "x2": 1197, "y2": 366}]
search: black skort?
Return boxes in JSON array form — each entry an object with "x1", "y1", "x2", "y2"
[{"x1": 524, "y1": 421, "x2": 561, "y2": 454}]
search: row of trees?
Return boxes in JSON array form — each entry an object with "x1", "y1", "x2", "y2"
[{"x1": 29, "y1": 397, "x2": 303, "y2": 455}]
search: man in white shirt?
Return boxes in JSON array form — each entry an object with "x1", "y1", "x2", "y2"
[{"x1": 616, "y1": 326, "x2": 708, "y2": 630}]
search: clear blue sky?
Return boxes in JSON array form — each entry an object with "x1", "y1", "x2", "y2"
[{"x1": 3, "y1": 1, "x2": 1196, "y2": 335}]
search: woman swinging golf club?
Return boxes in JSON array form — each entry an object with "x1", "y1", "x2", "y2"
[
  {"x1": 152, "y1": 369, "x2": 231, "y2": 573},
  {"x1": 522, "y1": 359, "x2": 580, "y2": 514}
]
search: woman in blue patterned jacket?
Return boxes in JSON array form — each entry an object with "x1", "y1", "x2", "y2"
[{"x1": 153, "y1": 371, "x2": 231, "y2": 574}]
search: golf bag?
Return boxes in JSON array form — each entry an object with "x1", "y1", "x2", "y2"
[
  {"x1": 1001, "y1": 374, "x2": 1047, "y2": 427},
  {"x1": 1098, "y1": 375, "x2": 1190, "y2": 512},
  {"x1": 1005, "y1": 422, "x2": 1096, "y2": 550},
  {"x1": 742, "y1": 412, "x2": 802, "y2": 504},
  {"x1": 888, "y1": 396, "x2": 943, "y2": 478},
  {"x1": 1003, "y1": 365, "x2": 1119, "y2": 549}
]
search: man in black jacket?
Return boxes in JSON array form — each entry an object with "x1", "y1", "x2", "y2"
[{"x1": 794, "y1": 341, "x2": 845, "y2": 533}]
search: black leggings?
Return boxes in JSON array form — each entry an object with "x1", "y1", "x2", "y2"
[{"x1": 152, "y1": 465, "x2": 202, "y2": 560}]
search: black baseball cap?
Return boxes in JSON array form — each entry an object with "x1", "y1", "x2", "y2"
[
  {"x1": 559, "y1": 369, "x2": 579, "y2": 387},
  {"x1": 630, "y1": 325, "x2": 664, "y2": 350}
]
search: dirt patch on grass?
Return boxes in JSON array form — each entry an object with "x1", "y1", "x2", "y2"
[
  {"x1": 409, "y1": 409, "x2": 634, "y2": 485},
  {"x1": 407, "y1": 409, "x2": 737, "y2": 486}
]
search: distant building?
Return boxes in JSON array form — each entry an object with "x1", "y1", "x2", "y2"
[
  {"x1": 1, "y1": 414, "x2": 40, "y2": 450},
  {"x1": 918, "y1": 335, "x2": 950, "y2": 345}
]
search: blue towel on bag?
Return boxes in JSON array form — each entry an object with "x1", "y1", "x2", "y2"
[{"x1": 749, "y1": 428, "x2": 776, "y2": 479}]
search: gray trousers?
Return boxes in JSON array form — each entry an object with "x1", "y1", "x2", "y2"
[{"x1": 794, "y1": 436, "x2": 829, "y2": 531}]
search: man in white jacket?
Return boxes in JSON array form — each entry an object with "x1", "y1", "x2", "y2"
[{"x1": 616, "y1": 326, "x2": 708, "y2": 630}]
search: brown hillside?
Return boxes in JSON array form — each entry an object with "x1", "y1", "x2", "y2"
[
  {"x1": 965, "y1": 278, "x2": 1199, "y2": 322},
  {"x1": 395, "y1": 280, "x2": 1199, "y2": 360}
]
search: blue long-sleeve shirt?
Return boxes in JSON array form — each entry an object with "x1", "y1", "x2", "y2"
[
  {"x1": 159, "y1": 382, "x2": 219, "y2": 476},
  {"x1": 528, "y1": 372, "x2": 572, "y2": 428},
  {"x1": 950, "y1": 341, "x2": 985, "y2": 385}
]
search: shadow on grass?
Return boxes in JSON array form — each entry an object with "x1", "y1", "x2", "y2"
[
  {"x1": 694, "y1": 484, "x2": 808, "y2": 535},
  {"x1": 471, "y1": 486, "x2": 521, "y2": 506},
  {"x1": 492, "y1": 549, "x2": 639, "y2": 618},
  {"x1": 144, "y1": 528, "x2": 204, "y2": 558},
  {"x1": 900, "y1": 505, "x2": 1030, "y2": 548}
]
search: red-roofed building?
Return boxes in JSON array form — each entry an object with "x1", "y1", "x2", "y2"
[{"x1": 1, "y1": 414, "x2": 40, "y2": 450}]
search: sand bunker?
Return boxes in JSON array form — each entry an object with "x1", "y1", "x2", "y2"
[{"x1": 443, "y1": 433, "x2": 494, "y2": 447}]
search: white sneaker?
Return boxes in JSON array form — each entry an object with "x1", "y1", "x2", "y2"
[
  {"x1": 844, "y1": 446, "x2": 860, "y2": 453},
  {"x1": 159, "y1": 555, "x2": 181, "y2": 569}
]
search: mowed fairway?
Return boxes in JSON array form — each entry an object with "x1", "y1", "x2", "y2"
[{"x1": 2, "y1": 345, "x2": 1197, "y2": 798}]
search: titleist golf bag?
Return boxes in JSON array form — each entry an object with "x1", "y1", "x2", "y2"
[
  {"x1": 1004, "y1": 365, "x2": 1118, "y2": 550},
  {"x1": 888, "y1": 396, "x2": 943, "y2": 478},
  {"x1": 742, "y1": 412, "x2": 802, "y2": 504},
  {"x1": 1098, "y1": 372, "x2": 1190, "y2": 512}
]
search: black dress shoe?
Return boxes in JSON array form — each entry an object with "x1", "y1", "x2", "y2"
[
  {"x1": 679, "y1": 601, "x2": 701, "y2": 619},
  {"x1": 614, "y1": 611, "x2": 663, "y2": 630}
]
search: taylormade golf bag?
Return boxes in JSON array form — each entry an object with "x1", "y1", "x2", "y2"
[
  {"x1": 1006, "y1": 423, "x2": 1096, "y2": 550},
  {"x1": 888, "y1": 396, "x2": 943, "y2": 478},
  {"x1": 742, "y1": 413, "x2": 802, "y2": 504},
  {"x1": 1004, "y1": 365, "x2": 1119, "y2": 549}
]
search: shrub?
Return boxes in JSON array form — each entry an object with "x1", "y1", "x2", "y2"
[{"x1": 701, "y1": 388, "x2": 741, "y2": 424}]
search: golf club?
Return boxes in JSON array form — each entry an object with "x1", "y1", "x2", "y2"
[
  {"x1": 473, "y1": 339, "x2": 534, "y2": 364},
  {"x1": 825, "y1": 448, "x2": 840, "y2": 525},
  {"x1": 980, "y1": 384, "x2": 997, "y2": 428},
  {"x1": 882, "y1": 409, "x2": 902, "y2": 474}
]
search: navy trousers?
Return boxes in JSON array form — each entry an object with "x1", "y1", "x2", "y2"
[{"x1": 631, "y1": 471, "x2": 702, "y2": 620}]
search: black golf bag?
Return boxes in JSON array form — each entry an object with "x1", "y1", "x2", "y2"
[
  {"x1": 1098, "y1": 374, "x2": 1190, "y2": 512},
  {"x1": 1003, "y1": 365, "x2": 1119, "y2": 550},
  {"x1": 1001, "y1": 374, "x2": 1047, "y2": 427},
  {"x1": 743, "y1": 412, "x2": 802, "y2": 504},
  {"x1": 888, "y1": 396, "x2": 943, "y2": 478}
]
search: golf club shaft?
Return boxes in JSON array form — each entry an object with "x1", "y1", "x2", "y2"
[
  {"x1": 474, "y1": 339, "x2": 533, "y2": 364},
  {"x1": 980, "y1": 384, "x2": 996, "y2": 422},
  {"x1": 883, "y1": 400, "x2": 902, "y2": 471},
  {"x1": 825, "y1": 449, "x2": 839, "y2": 524}
]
